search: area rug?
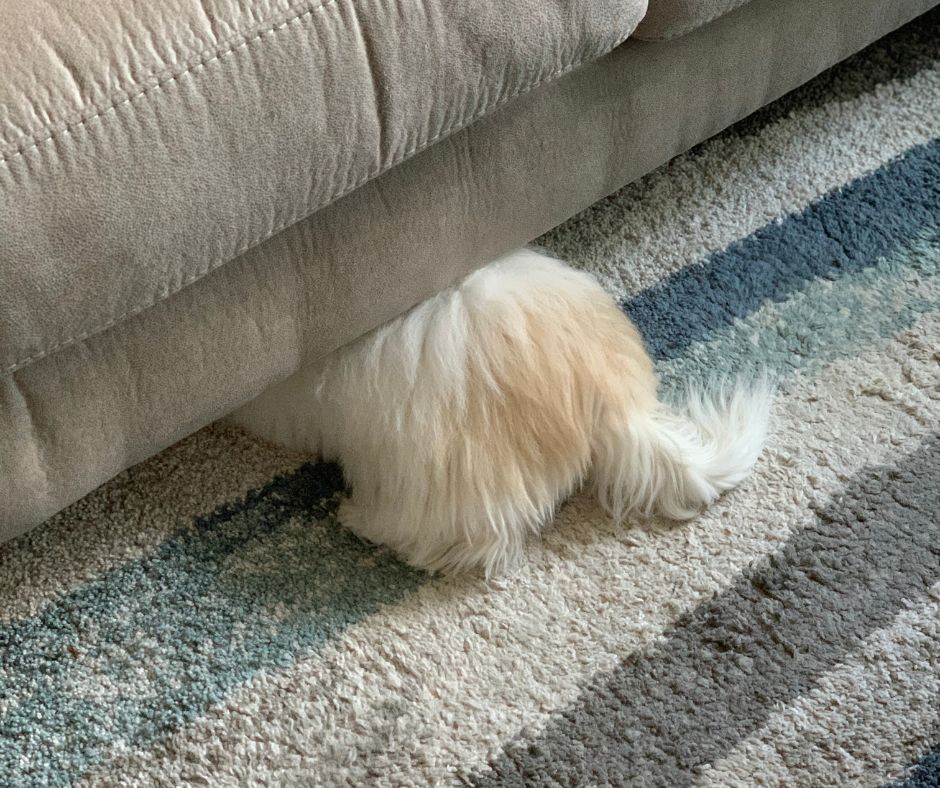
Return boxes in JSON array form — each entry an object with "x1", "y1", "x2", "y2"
[{"x1": 2, "y1": 9, "x2": 939, "y2": 786}]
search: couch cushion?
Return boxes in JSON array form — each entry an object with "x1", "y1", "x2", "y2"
[
  {"x1": 0, "y1": 0, "x2": 646, "y2": 376},
  {"x1": 635, "y1": 0, "x2": 752, "y2": 40},
  {"x1": 3, "y1": 0, "x2": 935, "y2": 536}
]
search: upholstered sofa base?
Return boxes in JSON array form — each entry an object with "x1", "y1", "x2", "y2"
[{"x1": 1, "y1": 0, "x2": 934, "y2": 538}]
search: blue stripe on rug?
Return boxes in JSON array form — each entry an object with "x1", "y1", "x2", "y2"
[
  {"x1": 888, "y1": 746, "x2": 940, "y2": 787},
  {"x1": 1, "y1": 138, "x2": 937, "y2": 783},
  {"x1": 623, "y1": 138, "x2": 940, "y2": 360}
]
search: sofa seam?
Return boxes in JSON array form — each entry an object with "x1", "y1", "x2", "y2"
[
  {"x1": 6, "y1": 372, "x2": 50, "y2": 506},
  {"x1": 3, "y1": 32, "x2": 633, "y2": 376},
  {"x1": 633, "y1": 1, "x2": 748, "y2": 42},
  {"x1": 0, "y1": 0, "x2": 339, "y2": 165}
]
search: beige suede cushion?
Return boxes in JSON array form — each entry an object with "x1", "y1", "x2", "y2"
[
  {"x1": 0, "y1": 0, "x2": 646, "y2": 376},
  {"x1": 635, "y1": 0, "x2": 753, "y2": 40}
]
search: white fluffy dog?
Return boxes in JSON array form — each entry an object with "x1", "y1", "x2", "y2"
[{"x1": 233, "y1": 248, "x2": 771, "y2": 575}]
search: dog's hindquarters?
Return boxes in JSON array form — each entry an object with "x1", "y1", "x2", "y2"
[{"x1": 231, "y1": 248, "x2": 770, "y2": 575}]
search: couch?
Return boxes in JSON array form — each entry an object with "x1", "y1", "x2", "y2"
[{"x1": 1, "y1": 0, "x2": 936, "y2": 538}]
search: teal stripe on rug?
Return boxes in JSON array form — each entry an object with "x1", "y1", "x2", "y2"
[
  {"x1": 1, "y1": 137, "x2": 937, "y2": 783},
  {"x1": 623, "y1": 137, "x2": 940, "y2": 361},
  {"x1": 659, "y1": 233, "x2": 940, "y2": 392},
  {"x1": 0, "y1": 464, "x2": 423, "y2": 784}
]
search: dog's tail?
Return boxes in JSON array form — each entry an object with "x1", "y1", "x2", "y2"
[{"x1": 593, "y1": 378, "x2": 773, "y2": 521}]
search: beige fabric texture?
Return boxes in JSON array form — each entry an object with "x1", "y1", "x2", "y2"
[
  {"x1": 1, "y1": 0, "x2": 936, "y2": 538},
  {"x1": 0, "y1": 0, "x2": 646, "y2": 375},
  {"x1": 635, "y1": 0, "x2": 753, "y2": 40}
]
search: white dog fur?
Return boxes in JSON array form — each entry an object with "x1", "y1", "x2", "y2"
[{"x1": 233, "y1": 248, "x2": 772, "y2": 575}]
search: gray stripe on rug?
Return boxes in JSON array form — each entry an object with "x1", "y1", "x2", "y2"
[
  {"x1": 472, "y1": 438, "x2": 940, "y2": 787},
  {"x1": 698, "y1": 588, "x2": 940, "y2": 786}
]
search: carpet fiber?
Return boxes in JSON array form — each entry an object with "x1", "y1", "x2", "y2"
[{"x1": 2, "y1": 10, "x2": 939, "y2": 786}]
